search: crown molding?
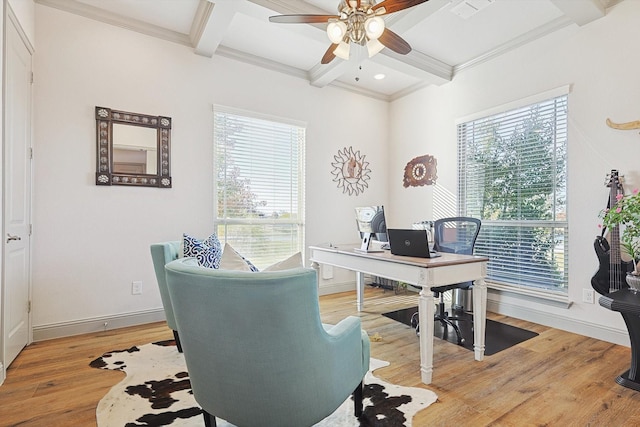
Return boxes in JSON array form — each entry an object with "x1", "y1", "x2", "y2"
[
  {"x1": 215, "y1": 45, "x2": 309, "y2": 80},
  {"x1": 454, "y1": 16, "x2": 574, "y2": 75},
  {"x1": 35, "y1": 0, "x2": 192, "y2": 47},
  {"x1": 389, "y1": 80, "x2": 432, "y2": 102},
  {"x1": 215, "y1": 45, "x2": 390, "y2": 101},
  {"x1": 383, "y1": 49, "x2": 453, "y2": 82}
]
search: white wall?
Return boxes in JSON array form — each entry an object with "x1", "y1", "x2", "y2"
[
  {"x1": 389, "y1": 1, "x2": 640, "y2": 344},
  {"x1": 32, "y1": 5, "x2": 388, "y2": 337},
  {"x1": 32, "y1": 1, "x2": 640, "y2": 345}
]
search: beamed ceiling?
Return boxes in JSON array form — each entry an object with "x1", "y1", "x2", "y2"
[{"x1": 36, "y1": 0, "x2": 623, "y2": 100}]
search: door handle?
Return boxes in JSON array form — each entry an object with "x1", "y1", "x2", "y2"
[{"x1": 6, "y1": 234, "x2": 21, "y2": 243}]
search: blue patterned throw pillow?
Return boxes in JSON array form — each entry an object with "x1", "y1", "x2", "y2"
[{"x1": 183, "y1": 233, "x2": 222, "y2": 268}]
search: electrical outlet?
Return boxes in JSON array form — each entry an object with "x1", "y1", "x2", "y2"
[
  {"x1": 132, "y1": 281, "x2": 143, "y2": 295},
  {"x1": 322, "y1": 264, "x2": 334, "y2": 280},
  {"x1": 582, "y1": 288, "x2": 595, "y2": 304}
]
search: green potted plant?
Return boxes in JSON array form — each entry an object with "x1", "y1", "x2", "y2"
[{"x1": 601, "y1": 189, "x2": 640, "y2": 290}]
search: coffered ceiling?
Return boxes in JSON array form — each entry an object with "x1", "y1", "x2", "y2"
[{"x1": 36, "y1": 0, "x2": 623, "y2": 100}]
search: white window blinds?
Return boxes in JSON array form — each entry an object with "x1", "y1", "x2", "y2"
[
  {"x1": 214, "y1": 107, "x2": 305, "y2": 269},
  {"x1": 458, "y1": 95, "x2": 568, "y2": 291}
]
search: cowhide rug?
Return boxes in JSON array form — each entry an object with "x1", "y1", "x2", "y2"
[{"x1": 90, "y1": 340, "x2": 437, "y2": 427}]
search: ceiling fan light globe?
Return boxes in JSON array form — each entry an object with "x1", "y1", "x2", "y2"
[
  {"x1": 327, "y1": 21, "x2": 347, "y2": 44},
  {"x1": 364, "y1": 16, "x2": 385, "y2": 39},
  {"x1": 333, "y1": 41, "x2": 351, "y2": 60},
  {"x1": 366, "y1": 38, "x2": 385, "y2": 57}
]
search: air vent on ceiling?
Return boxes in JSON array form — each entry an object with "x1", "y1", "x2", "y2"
[{"x1": 450, "y1": 0, "x2": 494, "y2": 19}]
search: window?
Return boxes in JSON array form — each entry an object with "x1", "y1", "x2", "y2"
[
  {"x1": 214, "y1": 107, "x2": 305, "y2": 269},
  {"x1": 457, "y1": 93, "x2": 568, "y2": 292}
]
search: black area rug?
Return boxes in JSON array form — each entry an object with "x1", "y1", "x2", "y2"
[{"x1": 382, "y1": 306, "x2": 538, "y2": 356}]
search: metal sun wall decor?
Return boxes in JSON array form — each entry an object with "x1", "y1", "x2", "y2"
[
  {"x1": 331, "y1": 146, "x2": 372, "y2": 196},
  {"x1": 403, "y1": 154, "x2": 437, "y2": 188}
]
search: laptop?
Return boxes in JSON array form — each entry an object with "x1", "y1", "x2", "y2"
[{"x1": 387, "y1": 229, "x2": 440, "y2": 258}]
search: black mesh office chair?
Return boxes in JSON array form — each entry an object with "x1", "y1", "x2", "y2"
[{"x1": 411, "y1": 217, "x2": 481, "y2": 345}]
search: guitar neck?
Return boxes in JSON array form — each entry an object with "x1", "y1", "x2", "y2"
[
  {"x1": 609, "y1": 170, "x2": 625, "y2": 291},
  {"x1": 610, "y1": 227, "x2": 621, "y2": 263}
]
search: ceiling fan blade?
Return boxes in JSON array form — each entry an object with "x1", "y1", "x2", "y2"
[
  {"x1": 373, "y1": 0, "x2": 429, "y2": 14},
  {"x1": 378, "y1": 28, "x2": 412, "y2": 55},
  {"x1": 269, "y1": 14, "x2": 339, "y2": 24},
  {"x1": 321, "y1": 44, "x2": 338, "y2": 64}
]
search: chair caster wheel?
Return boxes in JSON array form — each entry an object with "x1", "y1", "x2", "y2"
[{"x1": 410, "y1": 312, "x2": 419, "y2": 329}]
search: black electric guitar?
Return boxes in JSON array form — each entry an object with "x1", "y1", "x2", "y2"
[{"x1": 591, "y1": 170, "x2": 634, "y2": 296}]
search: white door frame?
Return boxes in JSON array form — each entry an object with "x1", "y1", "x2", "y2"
[{"x1": 1, "y1": 4, "x2": 34, "y2": 385}]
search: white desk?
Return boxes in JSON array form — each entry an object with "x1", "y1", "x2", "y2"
[{"x1": 309, "y1": 244, "x2": 489, "y2": 385}]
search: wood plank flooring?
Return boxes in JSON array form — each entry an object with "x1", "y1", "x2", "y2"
[{"x1": 2, "y1": 287, "x2": 640, "y2": 426}]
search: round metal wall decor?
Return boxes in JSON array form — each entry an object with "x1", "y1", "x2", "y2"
[
  {"x1": 331, "y1": 146, "x2": 372, "y2": 196},
  {"x1": 403, "y1": 154, "x2": 437, "y2": 187}
]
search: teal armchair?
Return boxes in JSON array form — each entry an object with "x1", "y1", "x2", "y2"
[
  {"x1": 165, "y1": 258, "x2": 370, "y2": 427},
  {"x1": 150, "y1": 241, "x2": 182, "y2": 351}
]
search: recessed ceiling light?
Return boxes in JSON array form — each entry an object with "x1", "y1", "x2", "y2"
[{"x1": 374, "y1": 74, "x2": 386, "y2": 80}]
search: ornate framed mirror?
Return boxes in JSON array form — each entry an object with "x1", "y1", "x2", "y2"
[{"x1": 95, "y1": 106, "x2": 172, "y2": 188}]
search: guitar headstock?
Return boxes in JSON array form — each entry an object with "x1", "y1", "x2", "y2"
[{"x1": 606, "y1": 169, "x2": 624, "y2": 189}]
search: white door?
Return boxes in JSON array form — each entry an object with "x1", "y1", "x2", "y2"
[{"x1": 3, "y1": 15, "x2": 32, "y2": 372}]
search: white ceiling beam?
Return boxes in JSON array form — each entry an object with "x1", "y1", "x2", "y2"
[
  {"x1": 190, "y1": 1, "x2": 215, "y2": 55},
  {"x1": 194, "y1": 0, "x2": 331, "y2": 58},
  {"x1": 372, "y1": 50, "x2": 452, "y2": 84},
  {"x1": 550, "y1": 0, "x2": 605, "y2": 26},
  {"x1": 308, "y1": 44, "x2": 369, "y2": 88},
  {"x1": 372, "y1": 0, "x2": 454, "y2": 81},
  {"x1": 246, "y1": 0, "x2": 351, "y2": 88},
  {"x1": 192, "y1": 1, "x2": 254, "y2": 58}
]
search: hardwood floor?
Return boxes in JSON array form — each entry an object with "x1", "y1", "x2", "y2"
[{"x1": 2, "y1": 287, "x2": 640, "y2": 426}]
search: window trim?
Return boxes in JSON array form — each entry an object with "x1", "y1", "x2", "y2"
[
  {"x1": 456, "y1": 88, "x2": 569, "y2": 293},
  {"x1": 455, "y1": 85, "x2": 571, "y2": 125},
  {"x1": 213, "y1": 105, "x2": 306, "y2": 268}
]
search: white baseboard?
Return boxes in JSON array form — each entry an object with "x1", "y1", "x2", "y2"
[
  {"x1": 32, "y1": 308, "x2": 167, "y2": 342},
  {"x1": 318, "y1": 280, "x2": 355, "y2": 296},
  {"x1": 320, "y1": 280, "x2": 630, "y2": 347},
  {"x1": 29, "y1": 287, "x2": 630, "y2": 349},
  {"x1": 486, "y1": 297, "x2": 630, "y2": 347}
]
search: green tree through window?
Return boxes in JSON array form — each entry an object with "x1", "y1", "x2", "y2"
[
  {"x1": 458, "y1": 95, "x2": 568, "y2": 291},
  {"x1": 214, "y1": 107, "x2": 305, "y2": 269}
]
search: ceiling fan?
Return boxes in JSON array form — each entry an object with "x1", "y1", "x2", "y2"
[{"x1": 269, "y1": 0, "x2": 429, "y2": 64}]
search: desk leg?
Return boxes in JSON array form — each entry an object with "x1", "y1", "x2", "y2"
[
  {"x1": 472, "y1": 277, "x2": 487, "y2": 361},
  {"x1": 419, "y1": 287, "x2": 435, "y2": 384},
  {"x1": 356, "y1": 272, "x2": 365, "y2": 312}
]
